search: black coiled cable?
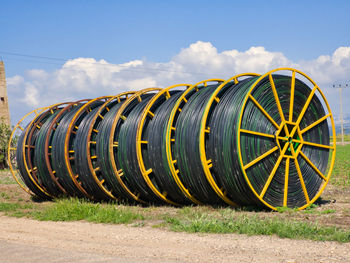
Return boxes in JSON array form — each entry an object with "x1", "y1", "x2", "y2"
[
  {"x1": 16, "y1": 119, "x2": 50, "y2": 199},
  {"x1": 117, "y1": 93, "x2": 159, "y2": 203},
  {"x1": 173, "y1": 84, "x2": 226, "y2": 205},
  {"x1": 207, "y1": 75, "x2": 329, "y2": 208},
  {"x1": 207, "y1": 77, "x2": 261, "y2": 206},
  {"x1": 51, "y1": 104, "x2": 86, "y2": 197},
  {"x1": 34, "y1": 109, "x2": 63, "y2": 197},
  {"x1": 72, "y1": 103, "x2": 112, "y2": 201},
  {"x1": 143, "y1": 91, "x2": 192, "y2": 204},
  {"x1": 96, "y1": 97, "x2": 143, "y2": 201}
]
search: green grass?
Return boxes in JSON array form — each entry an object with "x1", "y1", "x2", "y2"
[
  {"x1": 330, "y1": 144, "x2": 350, "y2": 187},
  {"x1": 0, "y1": 196, "x2": 349, "y2": 242},
  {"x1": 0, "y1": 202, "x2": 33, "y2": 213},
  {"x1": 163, "y1": 213, "x2": 350, "y2": 242},
  {"x1": 0, "y1": 172, "x2": 17, "y2": 185},
  {"x1": 0, "y1": 192, "x2": 11, "y2": 200},
  {"x1": 276, "y1": 206, "x2": 297, "y2": 213},
  {"x1": 303, "y1": 208, "x2": 336, "y2": 215},
  {"x1": 0, "y1": 202, "x2": 23, "y2": 212},
  {"x1": 31, "y1": 198, "x2": 144, "y2": 224}
]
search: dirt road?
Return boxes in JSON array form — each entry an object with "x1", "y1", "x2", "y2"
[{"x1": 0, "y1": 216, "x2": 349, "y2": 263}]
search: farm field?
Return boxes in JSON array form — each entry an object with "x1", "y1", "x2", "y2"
[
  {"x1": 0, "y1": 145, "x2": 350, "y2": 262},
  {"x1": 336, "y1": 134, "x2": 350, "y2": 142}
]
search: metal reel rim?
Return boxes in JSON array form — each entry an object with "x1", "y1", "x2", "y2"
[
  {"x1": 43, "y1": 100, "x2": 91, "y2": 196},
  {"x1": 7, "y1": 106, "x2": 49, "y2": 196},
  {"x1": 165, "y1": 79, "x2": 226, "y2": 205},
  {"x1": 108, "y1": 88, "x2": 162, "y2": 204},
  {"x1": 84, "y1": 92, "x2": 136, "y2": 201},
  {"x1": 198, "y1": 73, "x2": 260, "y2": 207},
  {"x1": 64, "y1": 96, "x2": 115, "y2": 200},
  {"x1": 136, "y1": 83, "x2": 192, "y2": 206}
]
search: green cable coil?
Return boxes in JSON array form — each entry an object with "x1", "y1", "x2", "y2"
[{"x1": 10, "y1": 68, "x2": 336, "y2": 210}]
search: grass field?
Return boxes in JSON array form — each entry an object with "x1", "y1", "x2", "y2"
[
  {"x1": 1, "y1": 145, "x2": 350, "y2": 242},
  {"x1": 331, "y1": 144, "x2": 350, "y2": 187},
  {"x1": 336, "y1": 134, "x2": 350, "y2": 142}
]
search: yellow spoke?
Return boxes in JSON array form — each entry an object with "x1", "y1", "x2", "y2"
[
  {"x1": 240, "y1": 129, "x2": 275, "y2": 139},
  {"x1": 269, "y1": 74, "x2": 286, "y2": 123},
  {"x1": 260, "y1": 143, "x2": 289, "y2": 198},
  {"x1": 293, "y1": 139, "x2": 334, "y2": 150},
  {"x1": 294, "y1": 142, "x2": 303, "y2": 157},
  {"x1": 283, "y1": 124, "x2": 290, "y2": 137},
  {"x1": 289, "y1": 142, "x2": 297, "y2": 158},
  {"x1": 243, "y1": 146, "x2": 279, "y2": 170},
  {"x1": 299, "y1": 151, "x2": 327, "y2": 181},
  {"x1": 290, "y1": 85, "x2": 317, "y2": 137},
  {"x1": 294, "y1": 158, "x2": 310, "y2": 203},
  {"x1": 283, "y1": 157, "x2": 290, "y2": 207},
  {"x1": 300, "y1": 114, "x2": 331, "y2": 134},
  {"x1": 289, "y1": 71, "x2": 295, "y2": 122},
  {"x1": 248, "y1": 95, "x2": 280, "y2": 129}
]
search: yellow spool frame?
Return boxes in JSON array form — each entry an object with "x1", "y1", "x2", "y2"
[
  {"x1": 165, "y1": 79, "x2": 225, "y2": 205},
  {"x1": 44, "y1": 100, "x2": 91, "y2": 198},
  {"x1": 237, "y1": 68, "x2": 336, "y2": 210},
  {"x1": 64, "y1": 96, "x2": 117, "y2": 200},
  {"x1": 7, "y1": 106, "x2": 49, "y2": 196},
  {"x1": 23, "y1": 102, "x2": 75, "y2": 198},
  {"x1": 136, "y1": 84, "x2": 191, "y2": 205},
  {"x1": 199, "y1": 73, "x2": 260, "y2": 207},
  {"x1": 108, "y1": 88, "x2": 162, "y2": 203},
  {"x1": 82, "y1": 92, "x2": 135, "y2": 200}
]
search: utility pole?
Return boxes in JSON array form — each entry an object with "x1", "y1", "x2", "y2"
[{"x1": 333, "y1": 83, "x2": 349, "y2": 145}]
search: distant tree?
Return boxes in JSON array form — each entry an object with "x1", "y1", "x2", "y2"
[{"x1": 0, "y1": 117, "x2": 12, "y2": 169}]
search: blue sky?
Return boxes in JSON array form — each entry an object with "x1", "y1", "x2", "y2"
[{"x1": 1, "y1": 0, "x2": 350, "y2": 124}]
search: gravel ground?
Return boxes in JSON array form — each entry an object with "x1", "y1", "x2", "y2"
[{"x1": 0, "y1": 216, "x2": 349, "y2": 263}]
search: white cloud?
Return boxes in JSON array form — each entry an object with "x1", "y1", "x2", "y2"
[
  {"x1": 22, "y1": 83, "x2": 40, "y2": 107},
  {"x1": 5, "y1": 41, "x2": 350, "y2": 124},
  {"x1": 7, "y1": 75, "x2": 24, "y2": 86},
  {"x1": 299, "y1": 47, "x2": 350, "y2": 85},
  {"x1": 172, "y1": 42, "x2": 292, "y2": 77}
]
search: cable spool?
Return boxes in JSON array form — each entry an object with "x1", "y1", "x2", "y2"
[
  {"x1": 8, "y1": 107, "x2": 49, "y2": 196},
  {"x1": 40, "y1": 103, "x2": 80, "y2": 196},
  {"x1": 10, "y1": 67, "x2": 336, "y2": 210},
  {"x1": 16, "y1": 110, "x2": 53, "y2": 199},
  {"x1": 236, "y1": 68, "x2": 336, "y2": 210},
  {"x1": 115, "y1": 88, "x2": 162, "y2": 203},
  {"x1": 65, "y1": 96, "x2": 112, "y2": 201},
  {"x1": 136, "y1": 84, "x2": 191, "y2": 205},
  {"x1": 165, "y1": 79, "x2": 225, "y2": 205},
  {"x1": 95, "y1": 93, "x2": 139, "y2": 202},
  {"x1": 16, "y1": 103, "x2": 74, "y2": 199},
  {"x1": 83, "y1": 92, "x2": 136, "y2": 201},
  {"x1": 199, "y1": 73, "x2": 260, "y2": 206},
  {"x1": 50, "y1": 100, "x2": 91, "y2": 198},
  {"x1": 34, "y1": 104, "x2": 67, "y2": 197}
]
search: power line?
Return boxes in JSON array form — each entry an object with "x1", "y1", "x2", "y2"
[
  {"x1": 0, "y1": 50, "x2": 213, "y2": 76},
  {"x1": 2, "y1": 56, "x2": 216, "y2": 77},
  {"x1": 2, "y1": 57, "x2": 66, "y2": 66},
  {"x1": 0, "y1": 51, "x2": 67, "y2": 61}
]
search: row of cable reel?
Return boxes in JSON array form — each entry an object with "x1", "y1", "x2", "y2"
[{"x1": 14, "y1": 68, "x2": 334, "y2": 210}]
